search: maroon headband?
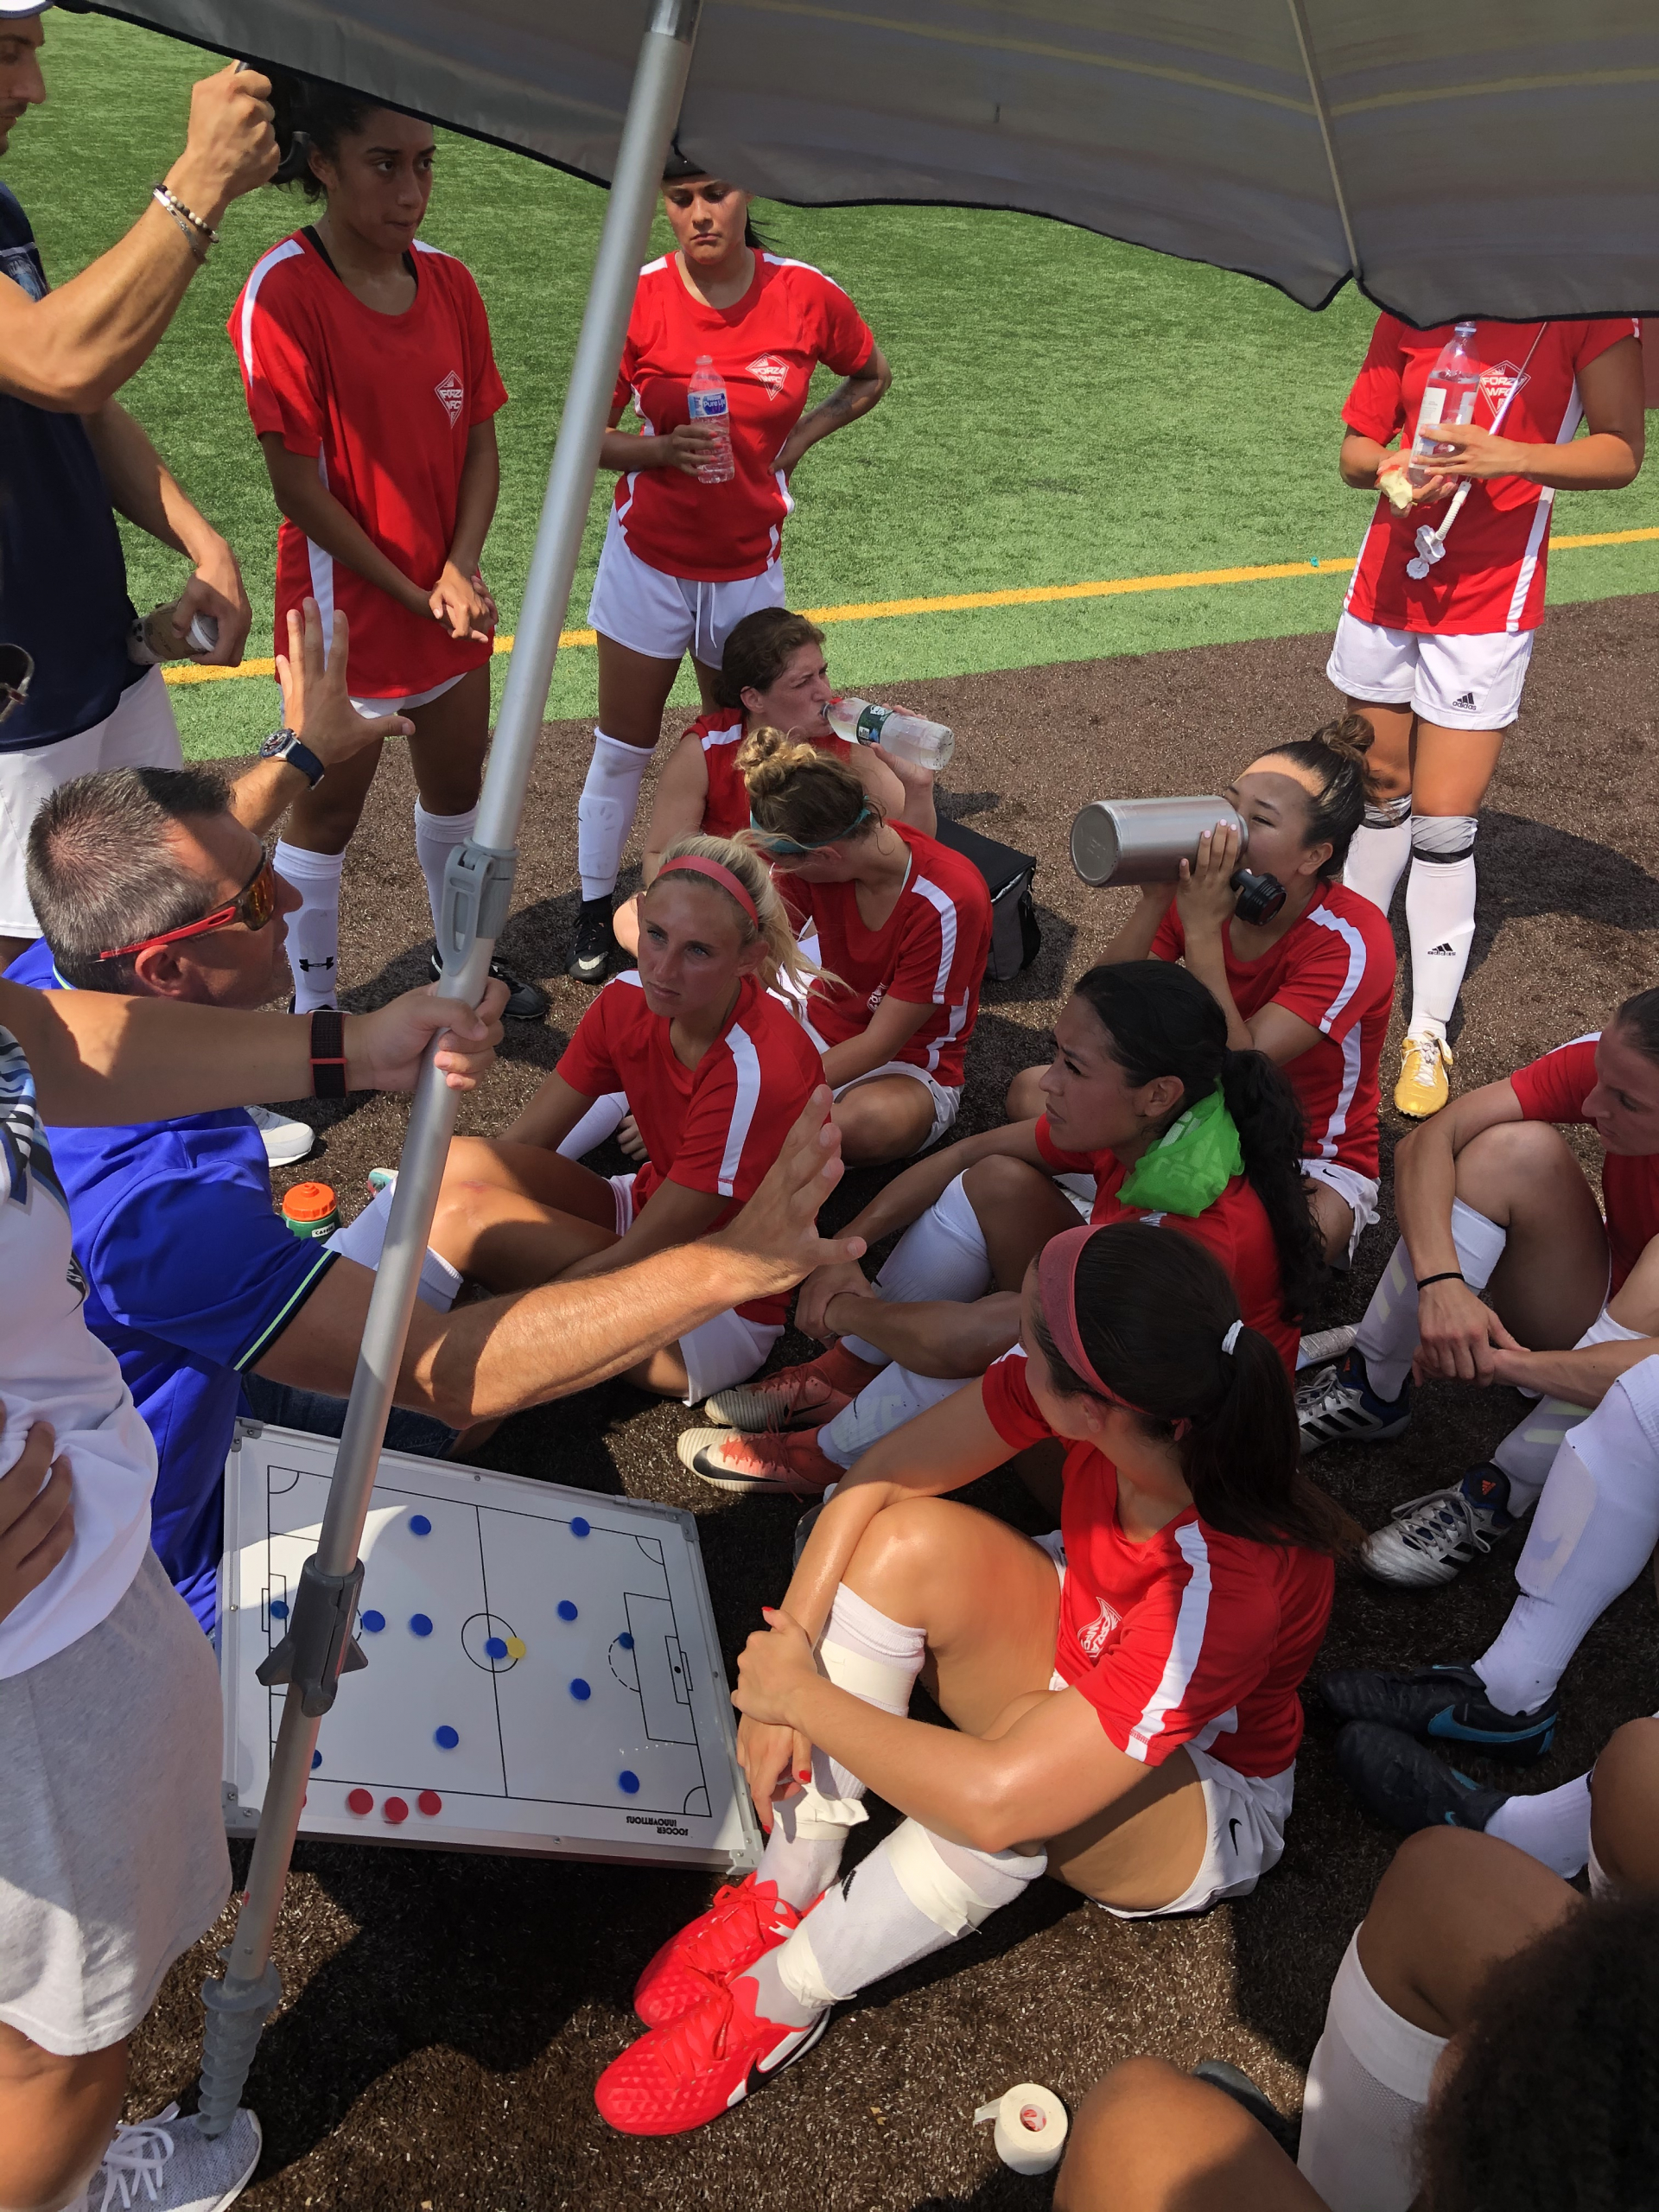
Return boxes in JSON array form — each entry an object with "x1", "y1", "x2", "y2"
[
  {"x1": 653, "y1": 855, "x2": 759, "y2": 924},
  {"x1": 1037, "y1": 1225, "x2": 1144, "y2": 1410}
]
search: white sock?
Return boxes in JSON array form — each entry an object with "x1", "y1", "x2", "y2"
[
  {"x1": 1475, "y1": 1360, "x2": 1659, "y2": 1716},
  {"x1": 1490, "y1": 1311, "x2": 1646, "y2": 1512},
  {"x1": 755, "y1": 1585, "x2": 926, "y2": 1911},
  {"x1": 275, "y1": 841, "x2": 345, "y2": 1014},
  {"x1": 1484, "y1": 1771, "x2": 1592, "y2": 1879},
  {"x1": 324, "y1": 1184, "x2": 461, "y2": 1312},
  {"x1": 413, "y1": 801, "x2": 478, "y2": 941},
  {"x1": 819, "y1": 1366, "x2": 970, "y2": 1471},
  {"x1": 576, "y1": 730, "x2": 651, "y2": 902},
  {"x1": 839, "y1": 1173, "x2": 995, "y2": 1365},
  {"x1": 1343, "y1": 793, "x2": 1413, "y2": 916},
  {"x1": 1403, "y1": 814, "x2": 1478, "y2": 1039},
  {"x1": 1354, "y1": 1199, "x2": 1507, "y2": 1403},
  {"x1": 556, "y1": 1090, "x2": 628, "y2": 1161},
  {"x1": 1298, "y1": 1933, "x2": 1444, "y2": 2212},
  {"x1": 750, "y1": 1819, "x2": 1046, "y2": 2028}
]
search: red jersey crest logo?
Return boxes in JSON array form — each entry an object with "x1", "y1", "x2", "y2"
[
  {"x1": 435, "y1": 370, "x2": 466, "y2": 425},
  {"x1": 1478, "y1": 359, "x2": 1529, "y2": 416},
  {"x1": 1077, "y1": 1598, "x2": 1122, "y2": 1661},
  {"x1": 747, "y1": 353, "x2": 791, "y2": 400}
]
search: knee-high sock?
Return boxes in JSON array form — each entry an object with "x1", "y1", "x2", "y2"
[
  {"x1": 749, "y1": 1819, "x2": 1046, "y2": 2028},
  {"x1": 1404, "y1": 813, "x2": 1478, "y2": 1039},
  {"x1": 1475, "y1": 1359, "x2": 1659, "y2": 1717},
  {"x1": 1485, "y1": 1772, "x2": 1592, "y2": 1879},
  {"x1": 819, "y1": 1368, "x2": 970, "y2": 1471},
  {"x1": 1491, "y1": 1311, "x2": 1648, "y2": 1512},
  {"x1": 755, "y1": 1585, "x2": 926, "y2": 1911},
  {"x1": 556, "y1": 1090, "x2": 628, "y2": 1161},
  {"x1": 1354, "y1": 1200, "x2": 1508, "y2": 1403},
  {"x1": 274, "y1": 841, "x2": 344, "y2": 1014},
  {"x1": 1344, "y1": 792, "x2": 1413, "y2": 916},
  {"x1": 1297, "y1": 1932, "x2": 1443, "y2": 2212},
  {"x1": 414, "y1": 801, "x2": 477, "y2": 942},
  {"x1": 839, "y1": 1172, "x2": 995, "y2": 1366},
  {"x1": 576, "y1": 731, "x2": 651, "y2": 902}
]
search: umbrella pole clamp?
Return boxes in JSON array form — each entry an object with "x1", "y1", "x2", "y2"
[
  {"x1": 436, "y1": 841, "x2": 517, "y2": 975},
  {"x1": 255, "y1": 1554, "x2": 367, "y2": 1717}
]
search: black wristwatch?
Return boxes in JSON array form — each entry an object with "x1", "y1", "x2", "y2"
[{"x1": 258, "y1": 725, "x2": 325, "y2": 788}]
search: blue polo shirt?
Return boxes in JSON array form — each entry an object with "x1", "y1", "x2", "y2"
[
  {"x1": 9, "y1": 941, "x2": 338, "y2": 1630},
  {"x1": 0, "y1": 182, "x2": 144, "y2": 752}
]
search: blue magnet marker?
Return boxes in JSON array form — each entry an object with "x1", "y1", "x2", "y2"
[
  {"x1": 557, "y1": 1600, "x2": 578, "y2": 1622},
  {"x1": 361, "y1": 1609, "x2": 385, "y2": 1633},
  {"x1": 618, "y1": 1770, "x2": 640, "y2": 1795},
  {"x1": 435, "y1": 1725, "x2": 460, "y2": 1750},
  {"x1": 410, "y1": 1613, "x2": 433, "y2": 1637},
  {"x1": 570, "y1": 1516, "x2": 590, "y2": 1538},
  {"x1": 410, "y1": 1514, "x2": 431, "y2": 1535},
  {"x1": 485, "y1": 1636, "x2": 507, "y2": 1661},
  {"x1": 569, "y1": 1678, "x2": 591, "y2": 1700},
  {"x1": 269, "y1": 1599, "x2": 289, "y2": 1620}
]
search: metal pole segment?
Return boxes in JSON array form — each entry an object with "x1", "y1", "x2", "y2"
[
  {"x1": 1284, "y1": 0, "x2": 1362, "y2": 286},
  {"x1": 196, "y1": 0, "x2": 703, "y2": 2130}
]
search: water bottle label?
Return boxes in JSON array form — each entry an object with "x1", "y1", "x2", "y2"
[
  {"x1": 855, "y1": 705, "x2": 890, "y2": 744},
  {"x1": 688, "y1": 391, "x2": 728, "y2": 421},
  {"x1": 1416, "y1": 388, "x2": 1447, "y2": 429}
]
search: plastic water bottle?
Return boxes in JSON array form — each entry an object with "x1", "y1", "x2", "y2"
[
  {"x1": 823, "y1": 696, "x2": 956, "y2": 772},
  {"x1": 1408, "y1": 321, "x2": 1482, "y2": 486},
  {"x1": 686, "y1": 355, "x2": 734, "y2": 484}
]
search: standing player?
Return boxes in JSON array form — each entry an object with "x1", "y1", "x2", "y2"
[
  {"x1": 570, "y1": 156, "x2": 891, "y2": 982},
  {"x1": 1329, "y1": 314, "x2": 1643, "y2": 1117},
  {"x1": 230, "y1": 80, "x2": 545, "y2": 1020}
]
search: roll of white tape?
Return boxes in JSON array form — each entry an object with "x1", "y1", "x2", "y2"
[{"x1": 973, "y1": 2082, "x2": 1069, "y2": 2175}]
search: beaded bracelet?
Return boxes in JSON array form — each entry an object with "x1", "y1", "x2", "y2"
[
  {"x1": 151, "y1": 181, "x2": 219, "y2": 249},
  {"x1": 153, "y1": 196, "x2": 207, "y2": 262}
]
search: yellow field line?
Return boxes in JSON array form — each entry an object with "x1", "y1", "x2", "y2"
[{"x1": 162, "y1": 524, "x2": 1659, "y2": 688}]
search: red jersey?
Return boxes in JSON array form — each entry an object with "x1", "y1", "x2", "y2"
[
  {"x1": 1033, "y1": 1122, "x2": 1299, "y2": 1376},
  {"x1": 613, "y1": 253, "x2": 874, "y2": 582},
  {"x1": 982, "y1": 1351, "x2": 1333, "y2": 1776},
  {"x1": 799, "y1": 824, "x2": 991, "y2": 1087},
  {"x1": 677, "y1": 709, "x2": 853, "y2": 842},
  {"x1": 1152, "y1": 885, "x2": 1395, "y2": 1179},
  {"x1": 230, "y1": 232, "x2": 508, "y2": 698},
  {"x1": 1341, "y1": 315, "x2": 1639, "y2": 635},
  {"x1": 556, "y1": 973, "x2": 822, "y2": 1322},
  {"x1": 1510, "y1": 1035, "x2": 1659, "y2": 1293}
]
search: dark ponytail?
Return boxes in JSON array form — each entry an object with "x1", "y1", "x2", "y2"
[
  {"x1": 1071, "y1": 962, "x2": 1325, "y2": 1322},
  {"x1": 1034, "y1": 1224, "x2": 1357, "y2": 1558},
  {"x1": 1249, "y1": 713, "x2": 1380, "y2": 880}
]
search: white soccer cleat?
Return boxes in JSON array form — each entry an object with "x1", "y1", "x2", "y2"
[
  {"x1": 246, "y1": 1103, "x2": 315, "y2": 1166},
  {"x1": 78, "y1": 2104, "x2": 261, "y2": 2212},
  {"x1": 1359, "y1": 1466, "x2": 1519, "y2": 1588}
]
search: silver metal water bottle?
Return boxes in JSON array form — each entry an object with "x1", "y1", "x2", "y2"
[{"x1": 1070, "y1": 797, "x2": 1285, "y2": 922}]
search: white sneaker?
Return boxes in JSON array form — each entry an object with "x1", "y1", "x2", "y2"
[
  {"x1": 1359, "y1": 1467, "x2": 1519, "y2": 1589},
  {"x1": 78, "y1": 2104, "x2": 261, "y2": 2211},
  {"x1": 246, "y1": 1103, "x2": 315, "y2": 1166}
]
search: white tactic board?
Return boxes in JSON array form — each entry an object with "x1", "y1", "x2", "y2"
[{"x1": 220, "y1": 1423, "x2": 761, "y2": 1872}]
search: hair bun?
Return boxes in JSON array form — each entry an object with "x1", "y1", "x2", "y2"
[
  {"x1": 1311, "y1": 712, "x2": 1375, "y2": 761},
  {"x1": 736, "y1": 724, "x2": 818, "y2": 791}
]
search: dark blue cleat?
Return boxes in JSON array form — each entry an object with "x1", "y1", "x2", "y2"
[
  {"x1": 1336, "y1": 1721, "x2": 1512, "y2": 1835},
  {"x1": 1297, "y1": 1347, "x2": 1412, "y2": 1454},
  {"x1": 1319, "y1": 1662, "x2": 1557, "y2": 1764}
]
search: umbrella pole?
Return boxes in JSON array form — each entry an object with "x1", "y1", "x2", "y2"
[{"x1": 195, "y1": 0, "x2": 703, "y2": 2133}]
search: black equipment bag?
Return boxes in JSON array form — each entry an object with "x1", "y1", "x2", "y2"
[{"x1": 933, "y1": 816, "x2": 1041, "y2": 982}]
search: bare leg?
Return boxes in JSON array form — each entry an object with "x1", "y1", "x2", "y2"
[
  {"x1": 1350, "y1": 697, "x2": 1415, "y2": 804},
  {"x1": 613, "y1": 892, "x2": 642, "y2": 956},
  {"x1": 824, "y1": 1287, "x2": 1021, "y2": 1379},
  {"x1": 1452, "y1": 1121, "x2": 1611, "y2": 1349},
  {"x1": 1306, "y1": 1178, "x2": 1355, "y2": 1266},
  {"x1": 283, "y1": 732, "x2": 383, "y2": 856},
  {"x1": 1004, "y1": 1063, "x2": 1046, "y2": 1122},
  {"x1": 831, "y1": 1073, "x2": 939, "y2": 1166},
  {"x1": 1587, "y1": 1715, "x2": 1659, "y2": 1897},
  {"x1": 962, "y1": 1153, "x2": 1089, "y2": 1287},
  {"x1": 1055, "y1": 2057, "x2": 1320, "y2": 2212},
  {"x1": 594, "y1": 632, "x2": 683, "y2": 752},
  {"x1": 405, "y1": 662, "x2": 491, "y2": 815},
  {"x1": 0, "y1": 2024, "x2": 128, "y2": 2212}
]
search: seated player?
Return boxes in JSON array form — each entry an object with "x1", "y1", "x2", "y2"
[
  {"x1": 741, "y1": 727, "x2": 990, "y2": 1166},
  {"x1": 429, "y1": 835, "x2": 824, "y2": 1405},
  {"x1": 1299, "y1": 988, "x2": 1659, "y2": 1590},
  {"x1": 612, "y1": 606, "x2": 936, "y2": 957},
  {"x1": 1013, "y1": 717, "x2": 1395, "y2": 1268},
  {"x1": 1318, "y1": 1348, "x2": 1659, "y2": 1796},
  {"x1": 679, "y1": 960, "x2": 1322, "y2": 1497},
  {"x1": 1052, "y1": 1766, "x2": 1659, "y2": 2212},
  {"x1": 593, "y1": 1224, "x2": 1353, "y2": 2135}
]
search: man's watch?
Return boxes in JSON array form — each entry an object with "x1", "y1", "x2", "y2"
[{"x1": 258, "y1": 726, "x2": 326, "y2": 788}]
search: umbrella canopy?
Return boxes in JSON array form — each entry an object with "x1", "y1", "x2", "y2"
[{"x1": 101, "y1": 0, "x2": 1659, "y2": 323}]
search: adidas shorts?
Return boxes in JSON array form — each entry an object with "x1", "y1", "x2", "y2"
[
  {"x1": 588, "y1": 507, "x2": 786, "y2": 667},
  {"x1": 608, "y1": 1173, "x2": 782, "y2": 1402},
  {"x1": 1033, "y1": 1529, "x2": 1294, "y2": 1917},
  {"x1": 1327, "y1": 612, "x2": 1534, "y2": 731}
]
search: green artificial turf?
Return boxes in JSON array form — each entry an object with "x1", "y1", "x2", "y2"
[{"x1": 10, "y1": 10, "x2": 1657, "y2": 759}]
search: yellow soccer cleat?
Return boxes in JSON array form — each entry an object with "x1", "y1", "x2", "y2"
[{"x1": 1395, "y1": 1033, "x2": 1453, "y2": 1119}]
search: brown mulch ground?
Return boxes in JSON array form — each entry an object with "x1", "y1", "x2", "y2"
[{"x1": 131, "y1": 594, "x2": 1659, "y2": 2209}]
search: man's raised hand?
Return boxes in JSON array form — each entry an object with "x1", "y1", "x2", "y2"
[
  {"x1": 277, "y1": 601, "x2": 414, "y2": 766},
  {"x1": 714, "y1": 1089, "x2": 867, "y2": 1300}
]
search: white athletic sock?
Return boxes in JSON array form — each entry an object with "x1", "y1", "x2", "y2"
[
  {"x1": 1403, "y1": 814, "x2": 1478, "y2": 1040},
  {"x1": 838, "y1": 1173, "x2": 995, "y2": 1365},
  {"x1": 1297, "y1": 1932, "x2": 1444, "y2": 2212},
  {"x1": 576, "y1": 730, "x2": 652, "y2": 902},
  {"x1": 324, "y1": 1185, "x2": 461, "y2": 1313},
  {"x1": 755, "y1": 1585, "x2": 926, "y2": 1912},
  {"x1": 274, "y1": 841, "x2": 345, "y2": 1014},
  {"x1": 750, "y1": 1819, "x2": 1046, "y2": 2028},
  {"x1": 556, "y1": 1090, "x2": 628, "y2": 1161},
  {"x1": 413, "y1": 801, "x2": 477, "y2": 941},
  {"x1": 1490, "y1": 1311, "x2": 1646, "y2": 1512},
  {"x1": 1354, "y1": 1199, "x2": 1507, "y2": 1403},
  {"x1": 819, "y1": 1367, "x2": 970, "y2": 1471},
  {"x1": 1475, "y1": 1360, "x2": 1659, "y2": 1717},
  {"x1": 1343, "y1": 793, "x2": 1413, "y2": 916},
  {"x1": 1484, "y1": 1771, "x2": 1592, "y2": 1879}
]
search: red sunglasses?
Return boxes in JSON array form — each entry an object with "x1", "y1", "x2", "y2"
[{"x1": 99, "y1": 850, "x2": 279, "y2": 963}]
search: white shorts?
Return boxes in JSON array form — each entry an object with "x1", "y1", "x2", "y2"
[
  {"x1": 608, "y1": 1173, "x2": 782, "y2": 1404},
  {"x1": 0, "y1": 666, "x2": 181, "y2": 936},
  {"x1": 1302, "y1": 1157, "x2": 1381, "y2": 1264},
  {"x1": 351, "y1": 671, "x2": 468, "y2": 717},
  {"x1": 802, "y1": 1016, "x2": 963, "y2": 1154},
  {"x1": 1033, "y1": 1530, "x2": 1294, "y2": 1918},
  {"x1": 588, "y1": 506, "x2": 786, "y2": 668},
  {"x1": 1327, "y1": 611, "x2": 1533, "y2": 731}
]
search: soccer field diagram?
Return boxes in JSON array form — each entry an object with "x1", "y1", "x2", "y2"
[{"x1": 220, "y1": 1424, "x2": 762, "y2": 1872}]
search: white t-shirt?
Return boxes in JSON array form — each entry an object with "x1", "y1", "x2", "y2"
[{"x1": 0, "y1": 1025, "x2": 156, "y2": 1678}]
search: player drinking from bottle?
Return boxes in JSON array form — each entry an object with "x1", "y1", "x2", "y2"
[
  {"x1": 569, "y1": 155, "x2": 891, "y2": 983},
  {"x1": 230, "y1": 77, "x2": 545, "y2": 1022},
  {"x1": 1329, "y1": 313, "x2": 1643, "y2": 1118}
]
